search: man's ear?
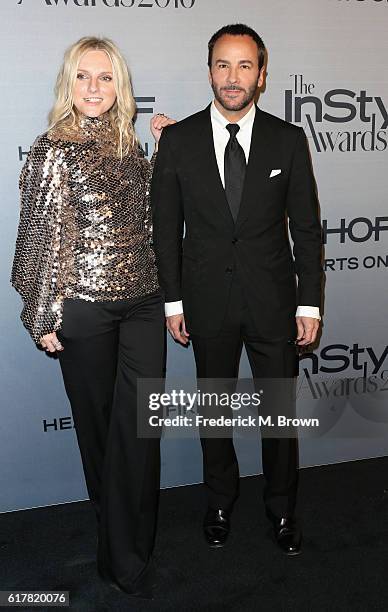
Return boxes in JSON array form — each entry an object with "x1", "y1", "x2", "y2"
[
  {"x1": 257, "y1": 66, "x2": 265, "y2": 88},
  {"x1": 208, "y1": 68, "x2": 212, "y2": 86}
]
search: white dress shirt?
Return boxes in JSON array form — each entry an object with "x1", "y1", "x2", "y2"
[{"x1": 164, "y1": 101, "x2": 320, "y2": 321}]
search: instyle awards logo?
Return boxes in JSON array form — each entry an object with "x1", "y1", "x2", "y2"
[
  {"x1": 285, "y1": 74, "x2": 388, "y2": 152},
  {"x1": 298, "y1": 343, "x2": 388, "y2": 418},
  {"x1": 300, "y1": 343, "x2": 388, "y2": 377}
]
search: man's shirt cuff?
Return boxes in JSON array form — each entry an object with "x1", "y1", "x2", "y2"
[
  {"x1": 165, "y1": 300, "x2": 184, "y2": 317},
  {"x1": 296, "y1": 306, "x2": 321, "y2": 320},
  {"x1": 165, "y1": 302, "x2": 320, "y2": 319}
]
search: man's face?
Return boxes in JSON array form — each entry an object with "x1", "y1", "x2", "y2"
[{"x1": 209, "y1": 34, "x2": 264, "y2": 113}]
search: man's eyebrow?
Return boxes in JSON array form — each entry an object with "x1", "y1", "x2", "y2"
[{"x1": 215, "y1": 59, "x2": 254, "y2": 65}]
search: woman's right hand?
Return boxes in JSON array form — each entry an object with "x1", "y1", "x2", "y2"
[
  {"x1": 40, "y1": 331, "x2": 63, "y2": 353},
  {"x1": 150, "y1": 114, "x2": 176, "y2": 146}
]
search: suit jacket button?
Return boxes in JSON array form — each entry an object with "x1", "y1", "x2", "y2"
[
  {"x1": 232, "y1": 238, "x2": 238, "y2": 244},
  {"x1": 225, "y1": 266, "x2": 233, "y2": 273}
]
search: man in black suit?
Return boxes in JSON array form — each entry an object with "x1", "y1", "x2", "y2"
[{"x1": 151, "y1": 24, "x2": 322, "y2": 556}]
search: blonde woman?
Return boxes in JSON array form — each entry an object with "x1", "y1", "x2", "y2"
[{"x1": 11, "y1": 37, "x2": 174, "y2": 598}]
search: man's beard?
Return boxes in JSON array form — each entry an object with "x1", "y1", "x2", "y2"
[{"x1": 211, "y1": 82, "x2": 257, "y2": 112}]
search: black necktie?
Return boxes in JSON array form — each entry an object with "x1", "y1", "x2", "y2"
[{"x1": 224, "y1": 123, "x2": 246, "y2": 222}]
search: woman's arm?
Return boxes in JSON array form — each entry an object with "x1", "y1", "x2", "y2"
[{"x1": 11, "y1": 134, "x2": 66, "y2": 347}]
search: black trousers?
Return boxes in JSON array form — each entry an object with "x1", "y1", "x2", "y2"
[
  {"x1": 191, "y1": 277, "x2": 299, "y2": 519},
  {"x1": 57, "y1": 291, "x2": 165, "y2": 591}
]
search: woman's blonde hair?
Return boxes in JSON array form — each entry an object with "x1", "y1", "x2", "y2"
[{"x1": 48, "y1": 36, "x2": 137, "y2": 157}]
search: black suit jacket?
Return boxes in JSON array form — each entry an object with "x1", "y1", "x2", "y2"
[{"x1": 151, "y1": 104, "x2": 322, "y2": 338}]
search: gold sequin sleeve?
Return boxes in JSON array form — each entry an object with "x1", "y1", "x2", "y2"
[
  {"x1": 11, "y1": 134, "x2": 66, "y2": 344},
  {"x1": 144, "y1": 148, "x2": 158, "y2": 245}
]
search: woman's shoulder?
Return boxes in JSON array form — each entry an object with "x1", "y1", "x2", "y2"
[
  {"x1": 29, "y1": 132, "x2": 53, "y2": 150},
  {"x1": 21, "y1": 133, "x2": 59, "y2": 171},
  {"x1": 21, "y1": 132, "x2": 69, "y2": 181},
  {"x1": 28, "y1": 131, "x2": 68, "y2": 156}
]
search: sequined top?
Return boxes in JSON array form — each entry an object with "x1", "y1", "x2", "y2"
[{"x1": 11, "y1": 113, "x2": 159, "y2": 343}]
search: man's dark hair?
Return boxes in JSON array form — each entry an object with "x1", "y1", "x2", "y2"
[{"x1": 208, "y1": 24, "x2": 266, "y2": 71}]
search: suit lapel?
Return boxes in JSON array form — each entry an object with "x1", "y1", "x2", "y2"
[
  {"x1": 192, "y1": 105, "x2": 235, "y2": 229},
  {"x1": 235, "y1": 107, "x2": 273, "y2": 230},
  {"x1": 191, "y1": 105, "x2": 273, "y2": 230}
]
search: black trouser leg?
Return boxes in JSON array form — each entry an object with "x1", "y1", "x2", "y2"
[
  {"x1": 191, "y1": 283, "x2": 243, "y2": 512},
  {"x1": 97, "y1": 293, "x2": 165, "y2": 588},
  {"x1": 242, "y1": 332, "x2": 299, "y2": 519},
  {"x1": 58, "y1": 293, "x2": 165, "y2": 589},
  {"x1": 57, "y1": 300, "x2": 119, "y2": 515}
]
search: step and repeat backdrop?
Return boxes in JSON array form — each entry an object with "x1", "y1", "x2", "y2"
[{"x1": 1, "y1": 0, "x2": 387, "y2": 512}]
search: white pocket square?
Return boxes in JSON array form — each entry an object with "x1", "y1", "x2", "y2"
[{"x1": 270, "y1": 169, "x2": 282, "y2": 178}]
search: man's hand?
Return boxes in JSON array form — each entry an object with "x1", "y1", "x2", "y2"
[
  {"x1": 295, "y1": 316, "x2": 320, "y2": 346},
  {"x1": 40, "y1": 331, "x2": 63, "y2": 353},
  {"x1": 166, "y1": 314, "x2": 190, "y2": 345}
]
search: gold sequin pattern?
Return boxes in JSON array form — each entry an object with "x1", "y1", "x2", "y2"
[{"x1": 11, "y1": 114, "x2": 159, "y2": 343}]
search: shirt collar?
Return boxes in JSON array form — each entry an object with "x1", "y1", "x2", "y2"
[{"x1": 210, "y1": 100, "x2": 256, "y2": 132}]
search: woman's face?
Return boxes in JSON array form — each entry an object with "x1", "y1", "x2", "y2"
[{"x1": 73, "y1": 49, "x2": 117, "y2": 117}]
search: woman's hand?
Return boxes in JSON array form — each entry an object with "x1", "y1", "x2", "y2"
[
  {"x1": 40, "y1": 331, "x2": 63, "y2": 353},
  {"x1": 150, "y1": 114, "x2": 176, "y2": 146}
]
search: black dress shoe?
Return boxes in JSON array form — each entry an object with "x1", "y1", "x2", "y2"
[
  {"x1": 270, "y1": 517, "x2": 302, "y2": 556},
  {"x1": 203, "y1": 508, "x2": 230, "y2": 548}
]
